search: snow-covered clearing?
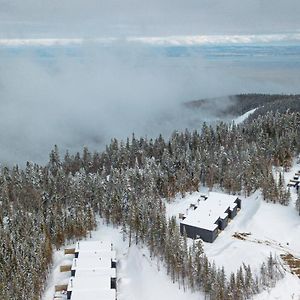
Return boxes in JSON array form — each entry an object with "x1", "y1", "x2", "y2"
[
  {"x1": 43, "y1": 221, "x2": 201, "y2": 300},
  {"x1": 253, "y1": 272, "x2": 300, "y2": 300},
  {"x1": 44, "y1": 162, "x2": 300, "y2": 300},
  {"x1": 119, "y1": 245, "x2": 202, "y2": 300},
  {"x1": 166, "y1": 163, "x2": 300, "y2": 299}
]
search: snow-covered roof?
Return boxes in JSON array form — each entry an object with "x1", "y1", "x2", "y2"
[
  {"x1": 77, "y1": 249, "x2": 116, "y2": 260},
  {"x1": 68, "y1": 240, "x2": 116, "y2": 299},
  {"x1": 72, "y1": 267, "x2": 116, "y2": 278},
  {"x1": 70, "y1": 289, "x2": 116, "y2": 300},
  {"x1": 67, "y1": 274, "x2": 112, "y2": 292},
  {"x1": 75, "y1": 240, "x2": 113, "y2": 253},
  {"x1": 72, "y1": 251, "x2": 116, "y2": 271},
  {"x1": 180, "y1": 192, "x2": 238, "y2": 231}
]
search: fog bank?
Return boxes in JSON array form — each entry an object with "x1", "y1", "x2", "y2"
[{"x1": 0, "y1": 43, "x2": 300, "y2": 165}]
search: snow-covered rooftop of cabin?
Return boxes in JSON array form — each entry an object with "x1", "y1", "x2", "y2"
[
  {"x1": 180, "y1": 192, "x2": 238, "y2": 231},
  {"x1": 67, "y1": 240, "x2": 116, "y2": 299},
  {"x1": 67, "y1": 274, "x2": 112, "y2": 292},
  {"x1": 70, "y1": 289, "x2": 116, "y2": 300},
  {"x1": 77, "y1": 249, "x2": 116, "y2": 260},
  {"x1": 72, "y1": 251, "x2": 116, "y2": 271},
  {"x1": 72, "y1": 267, "x2": 116, "y2": 278},
  {"x1": 75, "y1": 240, "x2": 113, "y2": 252}
]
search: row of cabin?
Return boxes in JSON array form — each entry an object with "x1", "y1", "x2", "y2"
[
  {"x1": 180, "y1": 192, "x2": 241, "y2": 243},
  {"x1": 63, "y1": 241, "x2": 117, "y2": 300}
]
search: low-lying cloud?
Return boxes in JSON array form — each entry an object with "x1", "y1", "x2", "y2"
[
  {"x1": 0, "y1": 43, "x2": 300, "y2": 165},
  {"x1": 0, "y1": 44, "x2": 216, "y2": 165}
]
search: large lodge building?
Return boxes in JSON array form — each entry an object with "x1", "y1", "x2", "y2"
[{"x1": 180, "y1": 192, "x2": 241, "y2": 243}]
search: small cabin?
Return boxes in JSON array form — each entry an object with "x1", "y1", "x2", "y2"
[{"x1": 67, "y1": 274, "x2": 116, "y2": 300}]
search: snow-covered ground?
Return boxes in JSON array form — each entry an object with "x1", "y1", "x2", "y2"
[
  {"x1": 166, "y1": 163, "x2": 300, "y2": 299},
  {"x1": 43, "y1": 222, "x2": 201, "y2": 300},
  {"x1": 44, "y1": 163, "x2": 300, "y2": 300},
  {"x1": 254, "y1": 273, "x2": 300, "y2": 300}
]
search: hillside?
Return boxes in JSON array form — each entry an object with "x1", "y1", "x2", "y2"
[
  {"x1": 185, "y1": 94, "x2": 300, "y2": 120},
  {"x1": 1, "y1": 106, "x2": 300, "y2": 300},
  {"x1": 44, "y1": 162, "x2": 300, "y2": 300}
]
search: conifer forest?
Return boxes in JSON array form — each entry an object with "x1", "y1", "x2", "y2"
[{"x1": 1, "y1": 109, "x2": 299, "y2": 300}]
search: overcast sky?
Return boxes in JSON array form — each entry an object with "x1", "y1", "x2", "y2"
[{"x1": 1, "y1": 0, "x2": 300, "y2": 38}]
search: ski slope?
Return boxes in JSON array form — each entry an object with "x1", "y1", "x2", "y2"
[{"x1": 234, "y1": 108, "x2": 257, "y2": 124}]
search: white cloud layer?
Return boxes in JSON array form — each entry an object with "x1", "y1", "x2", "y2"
[{"x1": 1, "y1": 32, "x2": 300, "y2": 47}]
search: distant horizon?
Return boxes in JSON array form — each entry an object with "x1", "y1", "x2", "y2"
[{"x1": 1, "y1": 32, "x2": 300, "y2": 47}]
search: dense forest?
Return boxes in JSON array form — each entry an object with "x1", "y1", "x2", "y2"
[
  {"x1": 1, "y1": 110, "x2": 300, "y2": 300},
  {"x1": 186, "y1": 93, "x2": 300, "y2": 119}
]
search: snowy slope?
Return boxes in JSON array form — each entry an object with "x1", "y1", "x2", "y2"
[
  {"x1": 234, "y1": 108, "x2": 257, "y2": 124},
  {"x1": 118, "y1": 245, "x2": 202, "y2": 300},
  {"x1": 253, "y1": 273, "x2": 300, "y2": 300},
  {"x1": 43, "y1": 222, "x2": 202, "y2": 300},
  {"x1": 166, "y1": 164, "x2": 300, "y2": 299},
  {"x1": 204, "y1": 192, "x2": 300, "y2": 273},
  {"x1": 44, "y1": 163, "x2": 300, "y2": 300}
]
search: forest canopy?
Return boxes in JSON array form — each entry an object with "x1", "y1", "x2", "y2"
[{"x1": 0, "y1": 107, "x2": 299, "y2": 300}]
